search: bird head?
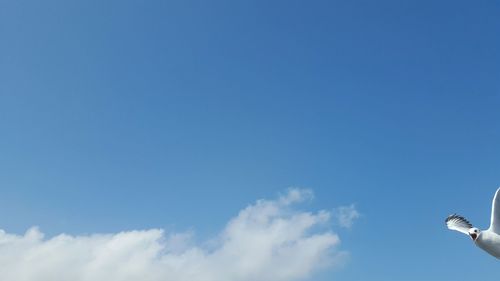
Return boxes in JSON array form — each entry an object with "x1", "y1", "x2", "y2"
[{"x1": 468, "y1": 228, "x2": 480, "y2": 241}]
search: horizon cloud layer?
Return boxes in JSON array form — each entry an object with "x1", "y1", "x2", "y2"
[{"x1": 0, "y1": 189, "x2": 352, "y2": 281}]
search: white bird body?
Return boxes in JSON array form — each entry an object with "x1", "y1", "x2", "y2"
[
  {"x1": 446, "y1": 188, "x2": 500, "y2": 259},
  {"x1": 475, "y1": 230, "x2": 500, "y2": 258}
]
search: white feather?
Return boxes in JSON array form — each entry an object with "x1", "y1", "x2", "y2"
[{"x1": 446, "y1": 214, "x2": 472, "y2": 235}]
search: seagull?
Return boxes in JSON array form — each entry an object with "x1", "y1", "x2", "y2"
[{"x1": 446, "y1": 188, "x2": 500, "y2": 259}]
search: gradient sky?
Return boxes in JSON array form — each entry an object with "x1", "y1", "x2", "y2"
[{"x1": 1, "y1": 0, "x2": 500, "y2": 280}]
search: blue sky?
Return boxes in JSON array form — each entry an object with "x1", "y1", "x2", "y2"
[{"x1": 1, "y1": 0, "x2": 499, "y2": 280}]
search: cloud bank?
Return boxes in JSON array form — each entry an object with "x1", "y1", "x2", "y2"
[{"x1": 0, "y1": 189, "x2": 351, "y2": 281}]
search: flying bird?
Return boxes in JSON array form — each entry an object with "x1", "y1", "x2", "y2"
[{"x1": 446, "y1": 188, "x2": 500, "y2": 259}]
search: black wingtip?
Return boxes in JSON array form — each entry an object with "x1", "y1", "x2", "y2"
[
  {"x1": 445, "y1": 213, "x2": 456, "y2": 223},
  {"x1": 445, "y1": 213, "x2": 472, "y2": 228}
]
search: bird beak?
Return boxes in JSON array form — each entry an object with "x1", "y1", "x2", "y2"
[{"x1": 470, "y1": 233, "x2": 478, "y2": 241}]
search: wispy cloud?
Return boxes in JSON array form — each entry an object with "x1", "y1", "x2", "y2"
[
  {"x1": 0, "y1": 189, "x2": 348, "y2": 281},
  {"x1": 333, "y1": 204, "x2": 360, "y2": 229}
]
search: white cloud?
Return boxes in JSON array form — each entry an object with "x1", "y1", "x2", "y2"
[
  {"x1": 0, "y1": 189, "x2": 348, "y2": 281},
  {"x1": 333, "y1": 204, "x2": 360, "y2": 229}
]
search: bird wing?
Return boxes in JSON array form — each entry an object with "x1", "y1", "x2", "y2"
[
  {"x1": 489, "y1": 188, "x2": 500, "y2": 235},
  {"x1": 446, "y1": 214, "x2": 473, "y2": 235}
]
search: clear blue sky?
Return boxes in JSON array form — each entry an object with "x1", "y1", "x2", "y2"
[{"x1": 1, "y1": 0, "x2": 499, "y2": 280}]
